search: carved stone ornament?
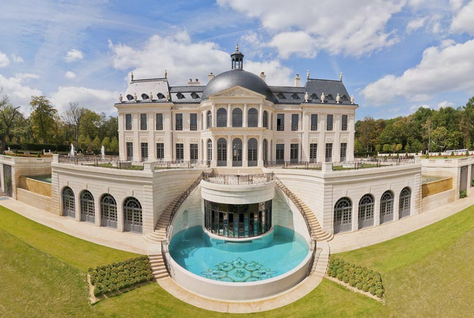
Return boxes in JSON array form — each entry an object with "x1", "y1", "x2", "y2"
[
  {"x1": 216, "y1": 88, "x2": 254, "y2": 97},
  {"x1": 304, "y1": 92, "x2": 309, "y2": 102},
  {"x1": 190, "y1": 138, "x2": 199, "y2": 142},
  {"x1": 155, "y1": 138, "x2": 164, "y2": 142},
  {"x1": 321, "y1": 92, "x2": 325, "y2": 103},
  {"x1": 310, "y1": 138, "x2": 319, "y2": 143},
  {"x1": 342, "y1": 138, "x2": 348, "y2": 142},
  {"x1": 126, "y1": 137, "x2": 133, "y2": 142},
  {"x1": 140, "y1": 137, "x2": 148, "y2": 142},
  {"x1": 276, "y1": 139, "x2": 284, "y2": 143},
  {"x1": 326, "y1": 137, "x2": 333, "y2": 142},
  {"x1": 336, "y1": 93, "x2": 340, "y2": 104},
  {"x1": 350, "y1": 94, "x2": 355, "y2": 104},
  {"x1": 176, "y1": 138, "x2": 184, "y2": 142},
  {"x1": 291, "y1": 139, "x2": 299, "y2": 142}
]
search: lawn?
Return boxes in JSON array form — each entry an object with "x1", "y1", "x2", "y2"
[{"x1": 3, "y1": 202, "x2": 474, "y2": 317}]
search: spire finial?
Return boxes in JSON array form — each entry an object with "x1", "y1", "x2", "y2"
[
  {"x1": 236, "y1": 42, "x2": 239, "y2": 51},
  {"x1": 340, "y1": 72, "x2": 343, "y2": 81},
  {"x1": 130, "y1": 72, "x2": 134, "y2": 81}
]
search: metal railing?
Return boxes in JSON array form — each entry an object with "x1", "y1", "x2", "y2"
[
  {"x1": 332, "y1": 158, "x2": 416, "y2": 171},
  {"x1": 202, "y1": 171, "x2": 274, "y2": 185},
  {"x1": 307, "y1": 239, "x2": 317, "y2": 275},
  {"x1": 161, "y1": 240, "x2": 171, "y2": 276},
  {"x1": 153, "y1": 160, "x2": 206, "y2": 170},
  {"x1": 58, "y1": 155, "x2": 143, "y2": 170},
  {"x1": 163, "y1": 172, "x2": 204, "y2": 241},
  {"x1": 264, "y1": 161, "x2": 322, "y2": 170}
]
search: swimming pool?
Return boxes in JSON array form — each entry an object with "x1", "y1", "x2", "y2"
[
  {"x1": 27, "y1": 174, "x2": 52, "y2": 183},
  {"x1": 169, "y1": 225, "x2": 309, "y2": 283}
]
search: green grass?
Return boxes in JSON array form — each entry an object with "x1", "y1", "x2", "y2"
[{"x1": 4, "y1": 202, "x2": 474, "y2": 317}]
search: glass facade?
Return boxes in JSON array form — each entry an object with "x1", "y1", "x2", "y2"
[{"x1": 204, "y1": 200, "x2": 272, "y2": 238}]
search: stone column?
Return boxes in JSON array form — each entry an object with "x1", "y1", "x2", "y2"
[
  {"x1": 203, "y1": 110, "x2": 208, "y2": 130},
  {"x1": 393, "y1": 191, "x2": 400, "y2": 221},
  {"x1": 211, "y1": 137, "x2": 217, "y2": 167},
  {"x1": 334, "y1": 114, "x2": 341, "y2": 162},
  {"x1": 118, "y1": 114, "x2": 125, "y2": 160},
  {"x1": 258, "y1": 104, "x2": 263, "y2": 128},
  {"x1": 302, "y1": 110, "x2": 309, "y2": 161},
  {"x1": 318, "y1": 115, "x2": 327, "y2": 163},
  {"x1": 243, "y1": 135, "x2": 248, "y2": 167},
  {"x1": 227, "y1": 104, "x2": 232, "y2": 127},
  {"x1": 75, "y1": 190, "x2": 81, "y2": 222},
  {"x1": 133, "y1": 113, "x2": 140, "y2": 162},
  {"x1": 258, "y1": 136, "x2": 264, "y2": 167},
  {"x1": 117, "y1": 199, "x2": 124, "y2": 232},
  {"x1": 95, "y1": 194, "x2": 101, "y2": 227},
  {"x1": 374, "y1": 196, "x2": 381, "y2": 226},
  {"x1": 227, "y1": 136, "x2": 232, "y2": 167},
  {"x1": 243, "y1": 104, "x2": 248, "y2": 128},
  {"x1": 148, "y1": 112, "x2": 154, "y2": 161},
  {"x1": 352, "y1": 200, "x2": 359, "y2": 232},
  {"x1": 211, "y1": 104, "x2": 216, "y2": 128},
  {"x1": 203, "y1": 139, "x2": 208, "y2": 166},
  {"x1": 348, "y1": 114, "x2": 356, "y2": 161},
  {"x1": 165, "y1": 111, "x2": 172, "y2": 161}
]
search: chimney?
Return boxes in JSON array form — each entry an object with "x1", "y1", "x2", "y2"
[
  {"x1": 188, "y1": 78, "x2": 200, "y2": 85},
  {"x1": 208, "y1": 72, "x2": 215, "y2": 81},
  {"x1": 260, "y1": 72, "x2": 266, "y2": 82},
  {"x1": 294, "y1": 74, "x2": 301, "y2": 87}
]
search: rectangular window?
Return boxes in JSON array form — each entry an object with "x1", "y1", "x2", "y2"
[
  {"x1": 190, "y1": 144, "x2": 198, "y2": 161},
  {"x1": 175, "y1": 114, "x2": 183, "y2": 131},
  {"x1": 310, "y1": 143, "x2": 318, "y2": 162},
  {"x1": 277, "y1": 114, "x2": 285, "y2": 131},
  {"x1": 141, "y1": 142, "x2": 148, "y2": 161},
  {"x1": 290, "y1": 144, "x2": 299, "y2": 163},
  {"x1": 276, "y1": 144, "x2": 285, "y2": 164},
  {"x1": 125, "y1": 114, "x2": 132, "y2": 130},
  {"x1": 291, "y1": 114, "x2": 299, "y2": 131},
  {"x1": 156, "y1": 113, "x2": 163, "y2": 130},
  {"x1": 140, "y1": 113, "x2": 147, "y2": 130},
  {"x1": 190, "y1": 113, "x2": 197, "y2": 131},
  {"x1": 156, "y1": 143, "x2": 164, "y2": 160},
  {"x1": 311, "y1": 114, "x2": 318, "y2": 131},
  {"x1": 325, "y1": 143, "x2": 333, "y2": 162},
  {"x1": 340, "y1": 143, "x2": 347, "y2": 162},
  {"x1": 342, "y1": 115, "x2": 348, "y2": 131},
  {"x1": 176, "y1": 143, "x2": 184, "y2": 161},
  {"x1": 327, "y1": 114, "x2": 333, "y2": 131},
  {"x1": 126, "y1": 142, "x2": 133, "y2": 160}
]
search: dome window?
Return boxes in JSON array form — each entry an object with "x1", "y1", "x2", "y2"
[
  {"x1": 311, "y1": 93, "x2": 318, "y2": 100},
  {"x1": 191, "y1": 92, "x2": 200, "y2": 99},
  {"x1": 126, "y1": 94, "x2": 134, "y2": 101},
  {"x1": 141, "y1": 93, "x2": 149, "y2": 100},
  {"x1": 291, "y1": 93, "x2": 300, "y2": 100},
  {"x1": 157, "y1": 93, "x2": 165, "y2": 100},
  {"x1": 176, "y1": 92, "x2": 185, "y2": 100},
  {"x1": 277, "y1": 92, "x2": 286, "y2": 99}
]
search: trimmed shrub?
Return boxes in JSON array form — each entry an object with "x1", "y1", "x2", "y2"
[
  {"x1": 328, "y1": 257, "x2": 385, "y2": 298},
  {"x1": 88, "y1": 255, "x2": 153, "y2": 297},
  {"x1": 460, "y1": 190, "x2": 467, "y2": 199}
]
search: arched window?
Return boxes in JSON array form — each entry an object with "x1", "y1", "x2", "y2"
[
  {"x1": 399, "y1": 187, "x2": 411, "y2": 219},
  {"x1": 263, "y1": 111, "x2": 268, "y2": 128},
  {"x1": 62, "y1": 187, "x2": 75, "y2": 218},
  {"x1": 207, "y1": 139, "x2": 212, "y2": 166},
  {"x1": 232, "y1": 108, "x2": 242, "y2": 127},
  {"x1": 380, "y1": 191, "x2": 394, "y2": 224},
  {"x1": 217, "y1": 108, "x2": 227, "y2": 127},
  {"x1": 232, "y1": 138, "x2": 242, "y2": 167},
  {"x1": 358, "y1": 194, "x2": 374, "y2": 229},
  {"x1": 217, "y1": 138, "x2": 227, "y2": 166},
  {"x1": 124, "y1": 197, "x2": 142, "y2": 233},
  {"x1": 101, "y1": 194, "x2": 117, "y2": 228},
  {"x1": 207, "y1": 110, "x2": 212, "y2": 128},
  {"x1": 248, "y1": 138, "x2": 258, "y2": 167},
  {"x1": 248, "y1": 108, "x2": 258, "y2": 127},
  {"x1": 80, "y1": 190, "x2": 95, "y2": 223},
  {"x1": 263, "y1": 139, "x2": 268, "y2": 163},
  {"x1": 334, "y1": 197, "x2": 352, "y2": 234}
]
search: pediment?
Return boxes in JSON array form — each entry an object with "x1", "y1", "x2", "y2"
[{"x1": 210, "y1": 86, "x2": 265, "y2": 99}]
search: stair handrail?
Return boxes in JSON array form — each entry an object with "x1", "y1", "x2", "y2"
[
  {"x1": 273, "y1": 175, "x2": 314, "y2": 238},
  {"x1": 160, "y1": 239, "x2": 171, "y2": 276},
  {"x1": 161, "y1": 172, "x2": 204, "y2": 240},
  {"x1": 307, "y1": 238, "x2": 317, "y2": 275}
]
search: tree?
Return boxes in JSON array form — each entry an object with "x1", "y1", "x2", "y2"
[
  {"x1": 0, "y1": 93, "x2": 21, "y2": 152},
  {"x1": 63, "y1": 102, "x2": 86, "y2": 146},
  {"x1": 30, "y1": 96, "x2": 58, "y2": 143},
  {"x1": 79, "y1": 109, "x2": 101, "y2": 142}
]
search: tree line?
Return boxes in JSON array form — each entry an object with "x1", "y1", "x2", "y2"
[
  {"x1": 355, "y1": 97, "x2": 474, "y2": 155},
  {"x1": 0, "y1": 91, "x2": 118, "y2": 154}
]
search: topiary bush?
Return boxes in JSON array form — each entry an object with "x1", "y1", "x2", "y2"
[
  {"x1": 88, "y1": 255, "x2": 154, "y2": 297},
  {"x1": 328, "y1": 257, "x2": 385, "y2": 298}
]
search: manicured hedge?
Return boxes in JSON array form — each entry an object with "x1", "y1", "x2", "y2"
[
  {"x1": 88, "y1": 256, "x2": 154, "y2": 297},
  {"x1": 328, "y1": 258, "x2": 385, "y2": 298},
  {"x1": 6, "y1": 143, "x2": 70, "y2": 152}
]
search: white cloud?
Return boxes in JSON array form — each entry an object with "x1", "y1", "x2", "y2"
[
  {"x1": 0, "y1": 73, "x2": 42, "y2": 113},
  {"x1": 406, "y1": 17, "x2": 427, "y2": 33},
  {"x1": 451, "y1": 0, "x2": 474, "y2": 35},
  {"x1": 110, "y1": 31, "x2": 293, "y2": 86},
  {"x1": 362, "y1": 39, "x2": 474, "y2": 105},
  {"x1": 437, "y1": 100, "x2": 456, "y2": 109},
  {"x1": 0, "y1": 52, "x2": 10, "y2": 68},
  {"x1": 450, "y1": 0, "x2": 466, "y2": 11},
  {"x1": 65, "y1": 71, "x2": 77, "y2": 79},
  {"x1": 409, "y1": 104, "x2": 430, "y2": 112},
  {"x1": 64, "y1": 49, "x2": 84, "y2": 62},
  {"x1": 268, "y1": 31, "x2": 318, "y2": 59},
  {"x1": 11, "y1": 53, "x2": 23, "y2": 63},
  {"x1": 218, "y1": 0, "x2": 408, "y2": 58},
  {"x1": 50, "y1": 86, "x2": 119, "y2": 115},
  {"x1": 245, "y1": 60, "x2": 293, "y2": 86}
]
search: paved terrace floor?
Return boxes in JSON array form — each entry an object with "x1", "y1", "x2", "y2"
[
  {"x1": 0, "y1": 197, "x2": 147, "y2": 254},
  {"x1": 330, "y1": 194, "x2": 474, "y2": 253}
]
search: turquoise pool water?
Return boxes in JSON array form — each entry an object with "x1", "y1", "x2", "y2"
[
  {"x1": 169, "y1": 226, "x2": 309, "y2": 282},
  {"x1": 28, "y1": 174, "x2": 52, "y2": 183}
]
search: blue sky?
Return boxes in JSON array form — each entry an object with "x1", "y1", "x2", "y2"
[{"x1": 0, "y1": 0, "x2": 474, "y2": 120}]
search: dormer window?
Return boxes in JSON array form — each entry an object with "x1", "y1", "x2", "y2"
[
  {"x1": 191, "y1": 92, "x2": 200, "y2": 99},
  {"x1": 327, "y1": 94, "x2": 334, "y2": 100},
  {"x1": 277, "y1": 92, "x2": 286, "y2": 99},
  {"x1": 341, "y1": 94, "x2": 349, "y2": 101},
  {"x1": 291, "y1": 93, "x2": 300, "y2": 100},
  {"x1": 176, "y1": 92, "x2": 185, "y2": 100},
  {"x1": 126, "y1": 94, "x2": 134, "y2": 101},
  {"x1": 157, "y1": 93, "x2": 165, "y2": 100},
  {"x1": 311, "y1": 93, "x2": 318, "y2": 100},
  {"x1": 141, "y1": 93, "x2": 149, "y2": 100}
]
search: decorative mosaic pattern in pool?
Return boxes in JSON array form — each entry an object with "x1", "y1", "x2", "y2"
[{"x1": 201, "y1": 257, "x2": 277, "y2": 282}]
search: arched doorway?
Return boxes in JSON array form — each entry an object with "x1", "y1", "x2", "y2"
[
  {"x1": 80, "y1": 190, "x2": 95, "y2": 223},
  {"x1": 399, "y1": 187, "x2": 411, "y2": 218},
  {"x1": 217, "y1": 138, "x2": 227, "y2": 166},
  {"x1": 380, "y1": 191, "x2": 394, "y2": 224},
  {"x1": 248, "y1": 138, "x2": 258, "y2": 166},
  {"x1": 232, "y1": 138, "x2": 242, "y2": 167},
  {"x1": 358, "y1": 194, "x2": 374, "y2": 229},
  {"x1": 232, "y1": 108, "x2": 242, "y2": 127},
  {"x1": 101, "y1": 194, "x2": 117, "y2": 228},
  {"x1": 124, "y1": 197, "x2": 142, "y2": 233},
  {"x1": 62, "y1": 187, "x2": 75, "y2": 218},
  {"x1": 334, "y1": 197, "x2": 352, "y2": 234}
]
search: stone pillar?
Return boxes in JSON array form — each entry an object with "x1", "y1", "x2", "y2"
[
  {"x1": 117, "y1": 199, "x2": 124, "y2": 232},
  {"x1": 203, "y1": 110, "x2": 208, "y2": 130},
  {"x1": 258, "y1": 137, "x2": 263, "y2": 167},
  {"x1": 334, "y1": 114, "x2": 341, "y2": 162},
  {"x1": 211, "y1": 137, "x2": 217, "y2": 167},
  {"x1": 227, "y1": 104, "x2": 232, "y2": 127},
  {"x1": 374, "y1": 196, "x2": 381, "y2": 226},
  {"x1": 243, "y1": 135, "x2": 248, "y2": 167},
  {"x1": 95, "y1": 194, "x2": 101, "y2": 227},
  {"x1": 148, "y1": 112, "x2": 154, "y2": 161},
  {"x1": 75, "y1": 190, "x2": 81, "y2": 222},
  {"x1": 352, "y1": 200, "x2": 359, "y2": 232},
  {"x1": 118, "y1": 114, "x2": 125, "y2": 160},
  {"x1": 258, "y1": 104, "x2": 263, "y2": 128},
  {"x1": 243, "y1": 104, "x2": 248, "y2": 128},
  {"x1": 302, "y1": 110, "x2": 309, "y2": 161},
  {"x1": 227, "y1": 136, "x2": 232, "y2": 167},
  {"x1": 348, "y1": 114, "x2": 356, "y2": 161},
  {"x1": 133, "y1": 113, "x2": 140, "y2": 162},
  {"x1": 318, "y1": 114, "x2": 326, "y2": 163},
  {"x1": 211, "y1": 104, "x2": 216, "y2": 128},
  {"x1": 393, "y1": 190, "x2": 400, "y2": 221},
  {"x1": 165, "y1": 111, "x2": 173, "y2": 161},
  {"x1": 204, "y1": 139, "x2": 208, "y2": 166}
]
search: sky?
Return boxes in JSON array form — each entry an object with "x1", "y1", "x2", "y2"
[{"x1": 0, "y1": 0, "x2": 474, "y2": 120}]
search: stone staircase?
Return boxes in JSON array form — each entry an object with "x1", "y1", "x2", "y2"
[
  {"x1": 274, "y1": 179, "x2": 333, "y2": 242},
  {"x1": 311, "y1": 243, "x2": 330, "y2": 277},
  {"x1": 148, "y1": 254, "x2": 168, "y2": 280},
  {"x1": 144, "y1": 197, "x2": 181, "y2": 244}
]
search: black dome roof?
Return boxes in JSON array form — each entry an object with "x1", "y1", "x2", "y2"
[{"x1": 202, "y1": 69, "x2": 276, "y2": 103}]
